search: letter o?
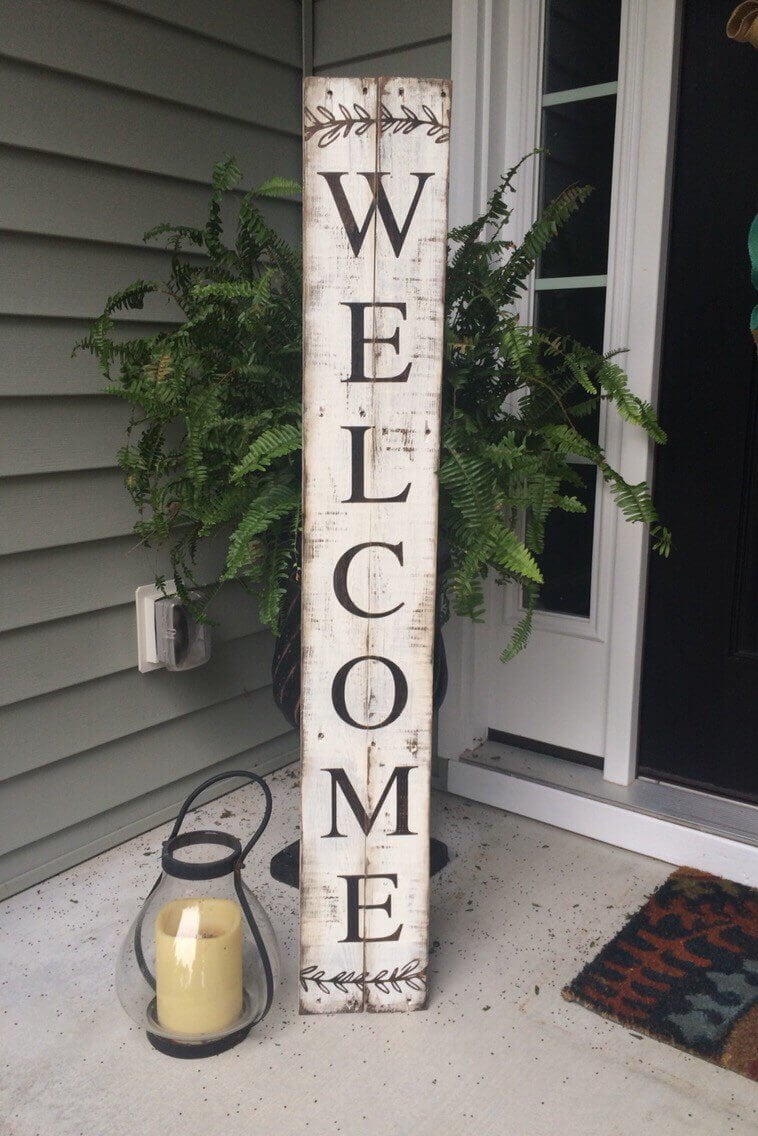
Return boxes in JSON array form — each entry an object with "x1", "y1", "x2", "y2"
[{"x1": 331, "y1": 655, "x2": 408, "y2": 730}]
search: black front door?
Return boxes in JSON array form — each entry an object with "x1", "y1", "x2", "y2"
[{"x1": 638, "y1": 0, "x2": 758, "y2": 804}]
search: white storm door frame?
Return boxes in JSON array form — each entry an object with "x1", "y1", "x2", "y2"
[{"x1": 441, "y1": 0, "x2": 680, "y2": 784}]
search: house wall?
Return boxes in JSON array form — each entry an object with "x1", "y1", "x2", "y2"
[
  {"x1": 0, "y1": 0, "x2": 452, "y2": 900},
  {"x1": 0, "y1": 0, "x2": 302, "y2": 900},
  {"x1": 312, "y1": 0, "x2": 452, "y2": 78}
]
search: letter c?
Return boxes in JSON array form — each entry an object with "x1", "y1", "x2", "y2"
[{"x1": 332, "y1": 542, "x2": 404, "y2": 618}]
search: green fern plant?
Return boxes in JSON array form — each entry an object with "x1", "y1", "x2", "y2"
[
  {"x1": 76, "y1": 154, "x2": 669, "y2": 662},
  {"x1": 442, "y1": 157, "x2": 670, "y2": 658},
  {"x1": 75, "y1": 158, "x2": 303, "y2": 628}
]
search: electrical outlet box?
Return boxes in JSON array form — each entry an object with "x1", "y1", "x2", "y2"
[
  {"x1": 136, "y1": 583, "x2": 212, "y2": 673},
  {"x1": 135, "y1": 582, "x2": 174, "y2": 673},
  {"x1": 154, "y1": 594, "x2": 211, "y2": 671}
]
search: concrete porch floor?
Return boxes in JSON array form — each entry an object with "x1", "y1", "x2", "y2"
[{"x1": 1, "y1": 766, "x2": 755, "y2": 1136}]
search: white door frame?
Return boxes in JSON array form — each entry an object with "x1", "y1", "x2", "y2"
[
  {"x1": 442, "y1": 0, "x2": 758, "y2": 885},
  {"x1": 443, "y1": 0, "x2": 679, "y2": 780}
]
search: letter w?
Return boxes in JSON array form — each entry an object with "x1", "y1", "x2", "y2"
[
  {"x1": 322, "y1": 766, "x2": 416, "y2": 837},
  {"x1": 319, "y1": 172, "x2": 434, "y2": 257}
]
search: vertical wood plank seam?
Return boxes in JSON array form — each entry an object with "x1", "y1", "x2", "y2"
[{"x1": 361, "y1": 73, "x2": 382, "y2": 1007}]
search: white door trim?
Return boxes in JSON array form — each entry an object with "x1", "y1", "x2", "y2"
[
  {"x1": 440, "y1": 0, "x2": 546, "y2": 762},
  {"x1": 601, "y1": 0, "x2": 681, "y2": 783},
  {"x1": 445, "y1": 0, "x2": 681, "y2": 776}
]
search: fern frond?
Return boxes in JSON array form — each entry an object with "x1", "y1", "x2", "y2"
[
  {"x1": 104, "y1": 279, "x2": 159, "y2": 316},
  {"x1": 231, "y1": 423, "x2": 301, "y2": 481},
  {"x1": 594, "y1": 357, "x2": 667, "y2": 443},
  {"x1": 212, "y1": 155, "x2": 243, "y2": 192},
  {"x1": 500, "y1": 590, "x2": 536, "y2": 663},
  {"x1": 253, "y1": 177, "x2": 302, "y2": 198},
  {"x1": 651, "y1": 524, "x2": 672, "y2": 557},
  {"x1": 223, "y1": 479, "x2": 300, "y2": 580},
  {"x1": 143, "y1": 222, "x2": 204, "y2": 249},
  {"x1": 254, "y1": 541, "x2": 292, "y2": 633}
]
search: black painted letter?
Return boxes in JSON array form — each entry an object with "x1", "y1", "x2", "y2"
[
  {"x1": 340, "y1": 302, "x2": 411, "y2": 383},
  {"x1": 339, "y1": 873, "x2": 403, "y2": 943},
  {"x1": 322, "y1": 765, "x2": 416, "y2": 838},
  {"x1": 319, "y1": 172, "x2": 434, "y2": 257},
  {"x1": 333, "y1": 541, "x2": 404, "y2": 618},
  {"x1": 342, "y1": 426, "x2": 411, "y2": 504},
  {"x1": 331, "y1": 655, "x2": 408, "y2": 729}
]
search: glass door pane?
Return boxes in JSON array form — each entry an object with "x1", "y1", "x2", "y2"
[
  {"x1": 531, "y1": 0, "x2": 622, "y2": 617},
  {"x1": 544, "y1": 0, "x2": 622, "y2": 93}
]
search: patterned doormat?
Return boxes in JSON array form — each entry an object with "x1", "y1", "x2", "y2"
[{"x1": 563, "y1": 867, "x2": 758, "y2": 1081}]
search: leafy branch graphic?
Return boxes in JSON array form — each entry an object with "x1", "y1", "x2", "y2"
[
  {"x1": 304, "y1": 102, "x2": 374, "y2": 147},
  {"x1": 300, "y1": 958, "x2": 427, "y2": 994},
  {"x1": 304, "y1": 102, "x2": 449, "y2": 148},
  {"x1": 380, "y1": 102, "x2": 449, "y2": 143}
]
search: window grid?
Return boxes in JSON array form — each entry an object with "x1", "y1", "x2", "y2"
[{"x1": 529, "y1": 0, "x2": 622, "y2": 618}]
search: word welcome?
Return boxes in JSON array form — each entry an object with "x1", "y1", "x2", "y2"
[{"x1": 300, "y1": 75, "x2": 450, "y2": 1013}]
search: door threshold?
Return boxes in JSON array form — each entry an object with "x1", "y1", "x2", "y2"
[{"x1": 444, "y1": 740, "x2": 758, "y2": 887}]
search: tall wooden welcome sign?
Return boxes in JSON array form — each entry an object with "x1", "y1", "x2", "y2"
[{"x1": 299, "y1": 76, "x2": 451, "y2": 1012}]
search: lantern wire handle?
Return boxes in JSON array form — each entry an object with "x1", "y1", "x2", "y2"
[
  {"x1": 133, "y1": 770, "x2": 276, "y2": 1024},
  {"x1": 167, "y1": 769, "x2": 273, "y2": 865}
]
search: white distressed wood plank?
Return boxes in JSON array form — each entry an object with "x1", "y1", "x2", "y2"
[
  {"x1": 363, "y1": 76, "x2": 450, "y2": 1012},
  {"x1": 300, "y1": 75, "x2": 379, "y2": 1013},
  {"x1": 299, "y1": 75, "x2": 451, "y2": 1013}
]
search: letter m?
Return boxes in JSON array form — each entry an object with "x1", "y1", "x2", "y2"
[{"x1": 322, "y1": 765, "x2": 417, "y2": 837}]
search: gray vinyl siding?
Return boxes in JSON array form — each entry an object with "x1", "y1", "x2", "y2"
[
  {"x1": 0, "y1": 0, "x2": 302, "y2": 900},
  {"x1": 312, "y1": 0, "x2": 452, "y2": 78}
]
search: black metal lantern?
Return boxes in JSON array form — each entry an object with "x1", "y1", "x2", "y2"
[{"x1": 116, "y1": 771, "x2": 280, "y2": 1058}]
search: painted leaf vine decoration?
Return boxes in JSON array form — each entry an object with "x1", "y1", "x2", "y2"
[
  {"x1": 380, "y1": 102, "x2": 450, "y2": 143},
  {"x1": 304, "y1": 102, "x2": 374, "y2": 147},
  {"x1": 303, "y1": 102, "x2": 449, "y2": 147},
  {"x1": 299, "y1": 958, "x2": 427, "y2": 993}
]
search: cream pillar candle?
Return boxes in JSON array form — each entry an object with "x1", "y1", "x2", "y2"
[{"x1": 155, "y1": 898, "x2": 243, "y2": 1036}]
